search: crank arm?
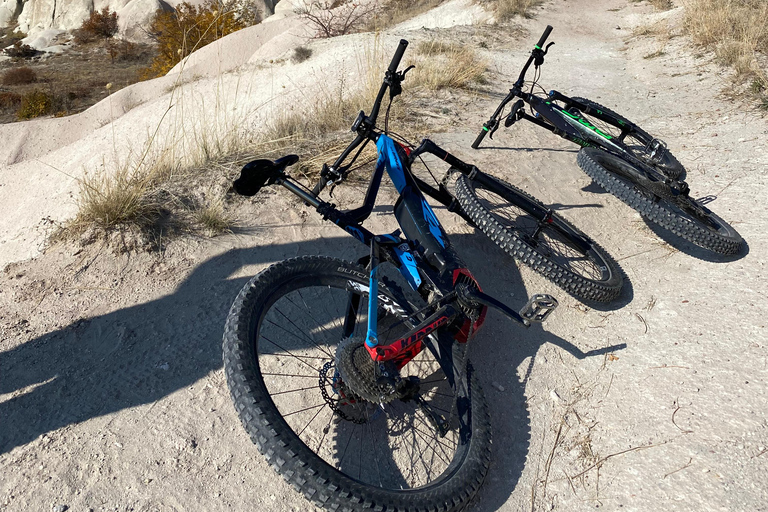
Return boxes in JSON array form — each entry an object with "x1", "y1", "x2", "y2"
[{"x1": 458, "y1": 288, "x2": 557, "y2": 327}]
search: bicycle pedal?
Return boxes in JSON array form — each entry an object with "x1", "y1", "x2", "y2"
[
  {"x1": 519, "y1": 294, "x2": 558, "y2": 323},
  {"x1": 647, "y1": 138, "x2": 668, "y2": 163}
]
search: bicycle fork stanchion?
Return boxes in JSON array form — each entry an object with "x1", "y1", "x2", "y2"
[{"x1": 365, "y1": 238, "x2": 381, "y2": 349}]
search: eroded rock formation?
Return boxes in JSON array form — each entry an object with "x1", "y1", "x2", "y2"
[{"x1": 1, "y1": 0, "x2": 278, "y2": 43}]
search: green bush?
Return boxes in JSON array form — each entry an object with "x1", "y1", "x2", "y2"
[{"x1": 16, "y1": 89, "x2": 54, "y2": 120}]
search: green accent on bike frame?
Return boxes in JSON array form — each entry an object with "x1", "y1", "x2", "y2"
[
  {"x1": 617, "y1": 119, "x2": 626, "y2": 126},
  {"x1": 482, "y1": 126, "x2": 489, "y2": 131},
  {"x1": 535, "y1": 45, "x2": 541, "y2": 49},
  {"x1": 559, "y1": 110, "x2": 613, "y2": 140},
  {"x1": 572, "y1": 137, "x2": 591, "y2": 147}
]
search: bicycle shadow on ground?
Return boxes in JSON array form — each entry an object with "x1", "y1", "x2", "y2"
[
  {"x1": 444, "y1": 233, "x2": 627, "y2": 511},
  {"x1": 642, "y1": 218, "x2": 749, "y2": 262},
  {"x1": 0, "y1": 233, "x2": 626, "y2": 511}
]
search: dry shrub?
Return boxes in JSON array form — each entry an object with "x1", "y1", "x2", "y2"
[
  {"x1": 296, "y1": 0, "x2": 378, "y2": 38},
  {"x1": 293, "y1": 45, "x2": 313, "y2": 63},
  {"x1": 3, "y1": 41, "x2": 37, "y2": 59},
  {"x1": 107, "y1": 39, "x2": 146, "y2": 61},
  {"x1": 141, "y1": 0, "x2": 256, "y2": 78},
  {"x1": 415, "y1": 43, "x2": 487, "y2": 90},
  {"x1": 683, "y1": 0, "x2": 768, "y2": 91},
  {"x1": 492, "y1": 0, "x2": 542, "y2": 21},
  {"x1": 74, "y1": 8, "x2": 119, "y2": 44},
  {"x1": 16, "y1": 89, "x2": 54, "y2": 119},
  {"x1": 0, "y1": 92, "x2": 22, "y2": 109},
  {"x1": 1, "y1": 66, "x2": 37, "y2": 85},
  {"x1": 416, "y1": 39, "x2": 455, "y2": 56},
  {"x1": 649, "y1": 0, "x2": 673, "y2": 10}
]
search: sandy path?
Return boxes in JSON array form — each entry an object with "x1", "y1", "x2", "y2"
[{"x1": 1, "y1": 1, "x2": 767, "y2": 511}]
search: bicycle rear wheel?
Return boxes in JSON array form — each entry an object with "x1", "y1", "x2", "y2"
[
  {"x1": 577, "y1": 148, "x2": 743, "y2": 255},
  {"x1": 454, "y1": 173, "x2": 623, "y2": 302},
  {"x1": 571, "y1": 96, "x2": 685, "y2": 179},
  {"x1": 223, "y1": 256, "x2": 492, "y2": 512}
]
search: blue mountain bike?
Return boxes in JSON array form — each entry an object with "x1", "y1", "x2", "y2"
[{"x1": 223, "y1": 40, "x2": 617, "y2": 512}]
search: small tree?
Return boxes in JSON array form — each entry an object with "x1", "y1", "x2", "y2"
[
  {"x1": 74, "y1": 8, "x2": 119, "y2": 44},
  {"x1": 296, "y1": 0, "x2": 379, "y2": 38},
  {"x1": 141, "y1": 0, "x2": 254, "y2": 78}
]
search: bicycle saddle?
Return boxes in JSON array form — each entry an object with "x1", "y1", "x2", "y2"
[{"x1": 233, "y1": 154, "x2": 299, "y2": 196}]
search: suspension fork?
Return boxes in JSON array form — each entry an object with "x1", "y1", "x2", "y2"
[{"x1": 365, "y1": 237, "x2": 382, "y2": 348}]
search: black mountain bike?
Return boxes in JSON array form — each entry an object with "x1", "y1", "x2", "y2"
[
  {"x1": 473, "y1": 26, "x2": 743, "y2": 255},
  {"x1": 223, "y1": 40, "x2": 617, "y2": 512}
]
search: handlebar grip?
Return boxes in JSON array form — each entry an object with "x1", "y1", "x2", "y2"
[
  {"x1": 535, "y1": 25, "x2": 553, "y2": 49},
  {"x1": 388, "y1": 39, "x2": 409, "y2": 73},
  {"x1": 471, "y1": 127, "x2": 488, "y2": 149}
]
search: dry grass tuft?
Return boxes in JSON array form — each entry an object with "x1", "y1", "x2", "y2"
[
  {"x1": 71, "y1": 165, "x2": 166, "y2": 233},
  {"x1": 650, "y1": 0, "x2": 674, "y2": 10},
  {"x1": 368, "y1": 0, "x2": 446, "y2": 31},
  {"x1": 197, "y1": 199, "x2": 234, "y2": 235},
  {"x1": 632, "y1": 0, "x2": 673, "y2": 11},
  {"x1": 415, "y1": 43, "x2": 487, "y2": 90},
  {"x1": 683, "y1": 0, "x2": 767, "y2": 88},
  {"x1": 491, "y1": 0, "x2": 542, "y2": 21}
]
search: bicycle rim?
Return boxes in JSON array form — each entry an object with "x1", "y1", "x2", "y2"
[
  {"x1": 473, "y1": 185, "x2": 610, "y2": 282},
  {"x1": 253, "y1": 271, "x2": 467, "y2": 490}
]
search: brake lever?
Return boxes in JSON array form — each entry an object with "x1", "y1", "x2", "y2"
[
  {"x1": 533, "y1": 42, "x2": 555, "y2": 67},
  {"x1": 389, "y1": 65, "x2": 416, "y2": 99},
  {"x1": 487, "y1": 118, "x2": 500, "y2": 139},
  {"x1": 399, "y1": 65, "x2": 415, "y2": 80}
]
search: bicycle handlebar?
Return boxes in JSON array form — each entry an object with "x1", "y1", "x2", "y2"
[
  {"x1": 472, "y1": 26, "x2": 554, "y2": 149},
  {"x1": 314, "y1": 40, "x2": 410, "y2": 194},
  {"x1": 535, "y1": 25, "x2": 553, "y2": 49},
  {"x1": 388, "y1": 39, "x2": 408, "y2": 74}
]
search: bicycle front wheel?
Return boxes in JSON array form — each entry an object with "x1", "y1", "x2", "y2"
[
  {"x1": 223, "y1": 256, "x2": 492, "y2": 512},
  {"x1": 577, "y1": 148, "x2": 743, "y2": 255},
  {"x1": 571, "y1": 96, "x2": 685, "y2": 179},
  {"x1": 454, "y1": 173, "x2": 623, "y2": 302}
]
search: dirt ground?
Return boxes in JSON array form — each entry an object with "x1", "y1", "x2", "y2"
[{"x1": 1, "y1": 0, "x2": 767, "y2": 511}]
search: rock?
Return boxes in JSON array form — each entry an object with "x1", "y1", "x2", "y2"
[
  {"x1": 0, "y1": 0, "x2": 22, "y2": 27},
  {"x1": 20, "y1": 29, "x2": 66, "y2": 51},
  {"x1": 116, "y1": 0, "x2": 173, "y2": 42},
  {"x1": 18, "y1": 0, "x2": 91, "y2": 35},
  {"x1": 7, "y1": 0, "x2": 280, "y2": 44},
  {"x1": 52, "y1": 505, "x2": 69, "y2": 512}
]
